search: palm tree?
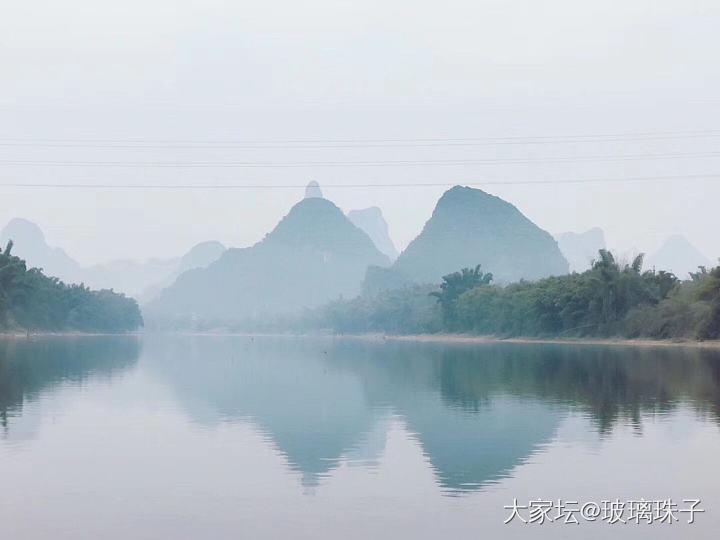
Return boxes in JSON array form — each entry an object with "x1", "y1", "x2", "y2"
[
  {"x1": 431, "y1": 264, "x2": 493, "y2": 325},
  {"x1": 0, "y1": 240, "x2": 26, "y2": 324}
]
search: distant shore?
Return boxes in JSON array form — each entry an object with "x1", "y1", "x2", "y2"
[
  {"x1": 0, "y1": 331, "x2": 142, "y2": 339},
  {"x1": 346, "y1": 333, "x2": 720, "y2": 349},
  {"x1": 176, "y1": 330, "x2": 720, "y2": 349},
  {"x1": 2, "y1": 330, "x2": 720, "y2": 349}
]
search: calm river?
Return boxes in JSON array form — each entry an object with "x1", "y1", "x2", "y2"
[{"x1": 1, "y1": 335, "x2": 719, "y2": 539}]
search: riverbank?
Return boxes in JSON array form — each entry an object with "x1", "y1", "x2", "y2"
[
  {"x1": 348, "y1": 333, "x2": 720, "y2": 349},
  {"x1": 4, "y1": 329, "x2": 720, "y2": 349},
  {"x1": 172, "y1": 330, "x2": 720, "y2": 349},
  {"x1": 0, "y1": 331, "x2": 142, "y2": 339}
]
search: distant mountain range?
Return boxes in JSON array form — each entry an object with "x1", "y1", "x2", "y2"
[
  {"x1": 8, "y1": 184, "x2": 713, "y2": 327},
  {"x1": 4, "y1": 185, "x2": 571, "y2": 325},
  {"x1": 646, "y1": 235, "x2": 713, "y2": 279},
  {"x1": 347, "y1": 207, "x2": 399, "y2": 261},
  {"x1": 84, "y1": 240, "x2": 227, "y2": 301},
  {"x1": 0, "y1": 218, "x2": 82, "y2": 283},
  {"x1": 0, "y1": 218, "x2": 225, "y2": 299},
  {"x1": 144, "y1": 196, "x2": 389, "y2": 326},
  {"x1": 367, "y1": 186, "x2": 568, "y2": 290},
  {"x1": 304, "y1": 182, "x2": 399, "y2": 261},
  {"x1": 555, "y1": 227, "x2": 606, "y2": 273}
]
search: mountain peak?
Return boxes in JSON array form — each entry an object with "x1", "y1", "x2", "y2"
[
  {"x1": 1, "y1": 217, "x2": 47, "y2": 247},
  {"x1": 347, "y1": 206, "x2": 398, "y2": 261},
  {"x1": 145, "y1": 195, "x2": 389, "y2": 324},
  {"x1": 0, "y1": 217, "x2": 80, "y2": 280},
  {"x1": 555, "y1": 227, "x2": 606, "y2": 272},
  {"x1": 304, "y1": 180, "x2": 323, "y2": 199},
  {"x1": 264, "y1": 197, "x2": 376, "y2": 251},
  {"x1": 646, "y1": 235, "x2": 712, "y2": 278},
  {"x1": 392, "y1": 185, "x2": 568, "y2": 283},
  {"x1": 434, "y1": 185, "x2": 512, "y2": 216}
]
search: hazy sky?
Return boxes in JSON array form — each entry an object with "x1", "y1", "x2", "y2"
[{"x1": 2, "y1": 0, "x2": 720, "y2": 265}]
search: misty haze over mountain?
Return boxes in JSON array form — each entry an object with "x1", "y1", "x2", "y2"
[
  {"x1": 555, "y1": 228, "x2": 607, "y2": 273},
  {"x1": 2, "y1": 1, "x2": 720, "y2": 267},
  {"x1": 646, "y1": 235, "x2": 713, "y2": 279},
  {"x1": 387, "y1": 186, "x2": 568, "y2": 285},
  {"x1": 4, "y1": 6, "x2": 720, "y2": 540},
  {"x1": 0, "y1": 218, "x2": 225, "y2": 299},
  {"x1": 0, "y1": 218, "x2": 81, "y2": 283},
  {"x1": 347, "y1": 207, "x2": 399, "y2": 261},
  {"x1": 2, "y1": 1, "x2": 719, "y2": 335},
  {"x1": 144, "y1": 194, "x2": 388, "y2": 325},
  {"x1": 4, "y1": 182, "x2": 716, "y2": 314},
  {"x1": 136, "y1": 185, "x2": 577, "y2": 327}
]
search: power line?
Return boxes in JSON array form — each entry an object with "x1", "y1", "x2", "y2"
[
  {"x1": 1, "y1": 151, "x2": 720, "y2": 168},
  {"x1": 1, "y1": 173, "x2": 719, "y2": 189},
  {"x1": 1, "y1": 128, "x2": 720, "y2": 147}
]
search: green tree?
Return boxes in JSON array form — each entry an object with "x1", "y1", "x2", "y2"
[
  {"x1": 696, "y1": 265, "x2": 720, "y2": 339},
  {"x1": 430, "y1": 264, "x2": 493, "y2": 328},
  {"x1": 0, "y1": 240, "x2": 142, "y2": 333}
]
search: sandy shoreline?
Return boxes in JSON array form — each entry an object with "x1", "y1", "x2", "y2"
[
  {"x1": 0, "y1": 331, "x2": 142, "y2": 339},
  {"x1": 178, "y1": 331, "x2": 720, "y2": 349},
  {"x1": 1, "y1": 330, "x2": 719, "y2": 349},
  {"x1": 354, "y1": 333, "x2": 720, "y2": 349}
]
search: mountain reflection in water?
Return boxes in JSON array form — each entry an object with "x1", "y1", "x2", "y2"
[{"x1": 4, "y1": 335, "x2": 718, "y2": 496}]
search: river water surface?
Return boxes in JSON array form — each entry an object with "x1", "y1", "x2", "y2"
[{"x1": 1, "y1": 335, "x2": 719, "y2": 539}]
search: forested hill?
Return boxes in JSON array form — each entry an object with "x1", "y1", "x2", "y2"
[
  {"x1": 144, "y1": 197, "x2": 389, "y2": 327},
  {"x1": 0, "y1": 241, "x2": 142, "y2": 333},
  {"x1": 391, "y1": 186, "x2": 568, "y2": 284}
]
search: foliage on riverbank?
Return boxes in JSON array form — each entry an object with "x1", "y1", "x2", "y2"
[
  {"x1": 318, "y1": 250, "x2": 720, "y2": 340},
  {"x1": 0, "y1": 241, "x2": 143, "y2": 332}
]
